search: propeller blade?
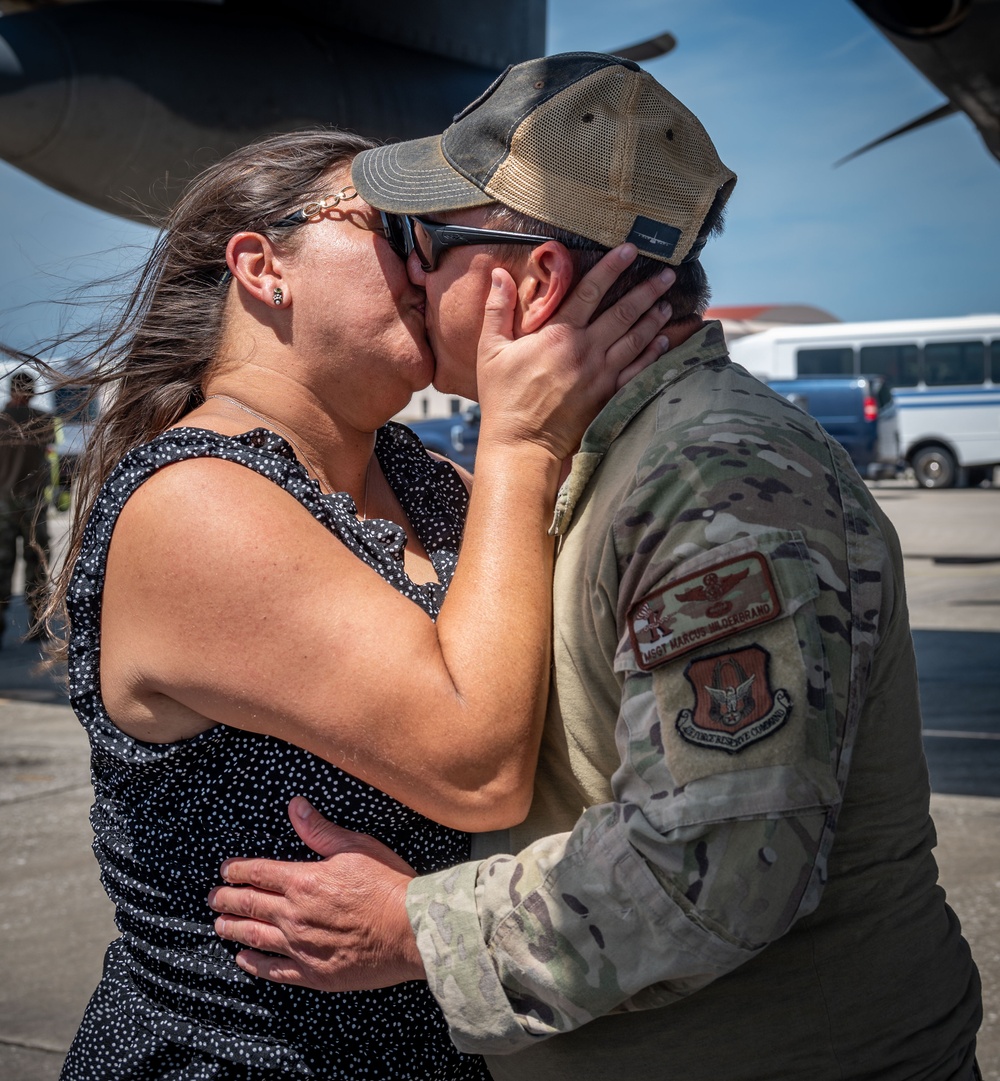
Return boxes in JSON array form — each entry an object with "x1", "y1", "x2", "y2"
[
  {"x1": 611, "y1": 32, "x2": 677, "y2": 62},
  {"x1": 834, "y1": 101, "x2": 957, "y2": 166}
]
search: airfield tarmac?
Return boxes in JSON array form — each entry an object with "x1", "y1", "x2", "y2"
[{"x1": 1, "y1": 481, "x2": 998, "y2": 1079}]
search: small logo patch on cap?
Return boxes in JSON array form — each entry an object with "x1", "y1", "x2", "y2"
[{"x1": 625, "y1": 216, "x2": 681, "y2": 258}]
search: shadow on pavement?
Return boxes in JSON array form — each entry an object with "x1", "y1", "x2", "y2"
[
  {"x1": 913, "y1": 629, "x2": 1000, "y2": 799},
  {"x1": 0, "y1": 597, "x2": 68, "y2": 705}
]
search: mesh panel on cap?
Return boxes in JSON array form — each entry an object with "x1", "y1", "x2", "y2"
[
  {"x1": 482, "y1": 64, "x2": 734, "y2": 263},
  {"x1": 632, "y1": 74, "x2": 731, "y2": 262},
  {"x1": 484, "y1": 67, "x2": 634, "y2": 249}
]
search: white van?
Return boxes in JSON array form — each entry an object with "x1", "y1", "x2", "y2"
[{"x1": 729, "y1": 316, "x2": 1000, "y2": 488}]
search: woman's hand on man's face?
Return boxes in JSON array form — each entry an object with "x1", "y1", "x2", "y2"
[{"x1": 474, "y1": 244, "x2": 674, "y2": 464}]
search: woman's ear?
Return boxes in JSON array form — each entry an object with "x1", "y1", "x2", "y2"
[
  {"x1": 226, "y1": 232, "x2": 289, "y2": 308},
  {"x1": 516, "y1": 242, "x2": 575, "y2": 334}
]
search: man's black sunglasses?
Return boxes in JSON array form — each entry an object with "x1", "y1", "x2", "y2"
[{"x1": 378, "y1": 212, "x2": 554, "y2": 271}]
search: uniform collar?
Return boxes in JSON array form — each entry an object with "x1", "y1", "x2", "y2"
[{"x1": 549, "y1": 320, "x2": 729, "y2": 536}]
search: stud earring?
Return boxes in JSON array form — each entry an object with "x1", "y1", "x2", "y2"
[{"x1": 272, "y1": 287, "x2": 283, "y2": 306}]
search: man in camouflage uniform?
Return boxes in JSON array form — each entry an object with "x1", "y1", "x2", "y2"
[
  {"x1": 211, "y1": 54, "x2": 983, "y2": 1078},
  {"x1": 0, "y1": 372, "x2": 54, "y2": 645}
]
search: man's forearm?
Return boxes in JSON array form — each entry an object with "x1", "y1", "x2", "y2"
[{"x1": 406, "y1": 788, "x2": 832, "y2": 1056}]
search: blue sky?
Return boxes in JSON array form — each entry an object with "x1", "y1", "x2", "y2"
[{"x1": 1, "y1": 0, "x2": 998, "y2": 352}]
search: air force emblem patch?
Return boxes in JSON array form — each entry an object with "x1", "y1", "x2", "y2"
[
  {"x1": 628, "y1": 552, "x2": 781, "y2": 671},
  {"x1": 676, "y1": 645, "x2": 792, "y2": 753}
]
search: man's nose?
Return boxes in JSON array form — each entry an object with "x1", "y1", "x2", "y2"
[{"x1": 406, "y1": 249, "x2": 427, "y2": 286}]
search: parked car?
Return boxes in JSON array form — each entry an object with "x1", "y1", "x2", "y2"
[
  {"x1": 405, "y1": 404, "x2": 480, "y2": 472},
  {"x1": 767, "y1": 376, "x2": 899, "y2": 480}
]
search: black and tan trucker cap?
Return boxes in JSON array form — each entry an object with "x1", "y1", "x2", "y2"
[{"x1": 352, "y1": 52, "x2": 737, "y2": 266}]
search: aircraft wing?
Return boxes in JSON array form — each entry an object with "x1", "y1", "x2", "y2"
[
  {"x1": 848, "y1": 0, "x2": 1000, "y2": 164},
  {"x1": 0, "y1": 0, "x2": 545, "y2": 220}
]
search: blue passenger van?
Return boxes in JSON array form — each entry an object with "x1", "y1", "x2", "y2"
[{"x1": 767, "y1": 376, "x2": 899, "y2": 479}]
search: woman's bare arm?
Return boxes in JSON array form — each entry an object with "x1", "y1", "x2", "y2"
[{"x1": 101, "y1": 251, "x2": 674, "y2": 831}]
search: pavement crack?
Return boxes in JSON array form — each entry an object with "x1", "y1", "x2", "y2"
[
  {"x1": 932, "y1": 556, "x2": 1000, "y2": 565},
  {"x1": 0, "y1": 1034, "x2": 65, "y2": 1055},
  {"x1": 0, "y1": 781, "x2": 93, "y2": 806}
]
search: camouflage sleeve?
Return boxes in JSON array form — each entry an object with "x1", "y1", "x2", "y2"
[
  {"x1": 406, "y1": 377, "x2": 883, "y2": 1055},
  {"x1": 406, "y1": 529, "x2": 847, "y2": 1054}
]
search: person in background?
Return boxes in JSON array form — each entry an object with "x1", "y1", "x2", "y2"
[
  {"x1": 0, "y1": 371, "x2": 55, "y2": 645},
  {"x1": 210, "y1": 52, "x2": 983, "y2": 1081}
]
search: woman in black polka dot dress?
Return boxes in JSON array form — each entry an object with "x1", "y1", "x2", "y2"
[
  {"x1": 44, "y1": 130, "x2": 671, "y2": 1080},
  {"x1": 61, "y1": 423, "x2": 479, "y2": 1079}
]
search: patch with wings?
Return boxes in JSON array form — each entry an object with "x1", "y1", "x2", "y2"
[
  {"x1": 627, "y1": 552, "x2": 781, "y2": 671},
  {"x1": 676, "y1": 645, "x2": 792, "y2": 753}
]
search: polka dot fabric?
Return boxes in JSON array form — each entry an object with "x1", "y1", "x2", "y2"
[{"x1": 61, "y1": 423, "x2": 486, "y2": 1080}]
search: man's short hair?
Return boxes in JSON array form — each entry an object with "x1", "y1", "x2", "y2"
[{"x1": 483, "y1": 202, "x2": 725, "y2": 322}]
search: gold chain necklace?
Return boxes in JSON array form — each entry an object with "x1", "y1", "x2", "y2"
[{"x1": 204, "y1": 394, "x2": 373, "y2": 518}]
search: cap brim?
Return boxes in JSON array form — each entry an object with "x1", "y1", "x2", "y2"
[{"x1": 352, "y1": 136, "x2": 494, "y2": 215}]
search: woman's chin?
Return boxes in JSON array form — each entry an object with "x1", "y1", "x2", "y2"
[{"x1": 410, "y1": 348, "x2": 437, "y2": 392}]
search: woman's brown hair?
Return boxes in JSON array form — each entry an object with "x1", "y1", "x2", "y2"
[{"x1": 31, "y1": 127, "x2": 376, "y2": 658}]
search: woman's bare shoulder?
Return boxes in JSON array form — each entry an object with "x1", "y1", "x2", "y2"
[{"x1": 115, "y1": 453, "x2": 314, "y2": 541}]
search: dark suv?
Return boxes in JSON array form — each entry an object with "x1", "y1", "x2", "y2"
[
  {"x1": 767, "y1": 376, "x2": 900, "y2": 480},
  {"x1": 406, "y1": 404, "x2": 480, "y2": 472}
]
